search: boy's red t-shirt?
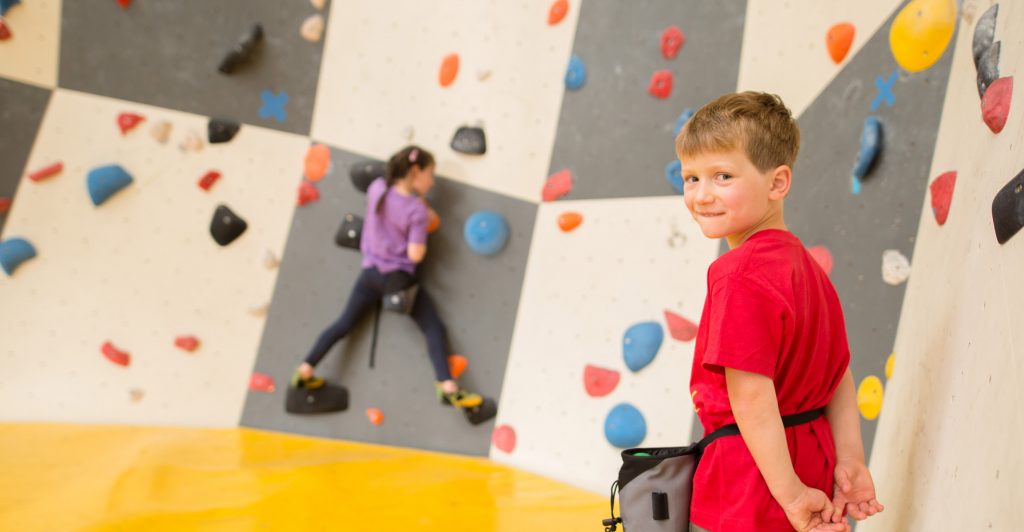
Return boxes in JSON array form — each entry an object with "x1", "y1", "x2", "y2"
[{"x1": 689, "y1": 229, "x2": 850, "y2": 531}]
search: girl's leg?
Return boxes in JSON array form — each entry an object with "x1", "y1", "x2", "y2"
[
  {"x1": 408, "y1": 287, "x2": 453, "y2": 383},
  {"x1": 301, "y1": 268, "x2": 383, "y2": 369}
]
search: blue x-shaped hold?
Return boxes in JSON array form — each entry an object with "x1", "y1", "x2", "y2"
[
  {"x1": 259, "y1": 90, "x2": 289, "y2": 122},
  {"x1": 871, "y1": 69, "x2": 898, "y2": 111}
]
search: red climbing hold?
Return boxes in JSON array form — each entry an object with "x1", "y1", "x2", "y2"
[
  {"x1": 0, "y1": 197, "x2": 10, "y2": 215},
  {"x1": 249, "y1": 372, "x2": 276, "y2": 393},
  {"x1": 448, "y1": 354, "x2": 468, "y2": 379},
  {"x1": 0, "y1": 19, "x2": 11, "y2": 41},
  {"x1": 558, "y1": 211, "x2": 583, "y2": 232},
  {"x1": 583, "y1": 364, "x2": 620, "y2": 397},
  {"x1": 28, "y1": 162, "x2": 63, "y2": 182},
  {"x1": 117, "y1": 112, "x2": 145, "y2": 135},
  {"x1": 174, "y1": 335, "x2": 200, "y2": 352},
  {"x1": 366, "y1": 407, "x2": 385, "y2": 426},
  {"x1": 661, "y1": 26, "x2": 685, "y2": 59},
  {"x1": 427, "y1": 207, "x2": 441, "y2": 234},
  {"x1": 663, "y1": 310, "x2": 698, "y2": 342},
  {"x1": 982, "y1": 76, "x2": 1012, "y2": 134},
  {"x1": 542, "y1": 169, "x2": 573, "y2": 201},
  {"x1": 548, "y1": 0, "x2": 568, "y2": 26},
  {"x1": 826, "y1": 22, "x2": 855, "y2": 64},
  {"x1": 304, "y1": 144, "x2": 331, "y2": 182},
  {"x1": 492, "y1": 424, "x2": 516, "y2": 453},
  {"x1": 101, "y1": 341, "x2": 131, "y2": 367},
  {"x1": 648, "y1": 70, "x2": 673, "y2": 99},
  {"x1": 297, "y1": 181, "x2": 320, "y2": 206},
  {"x1": 929, "y1": 171, "x2": 956, "y2": 226},
  {"x1": 198, "y1": 170, "x2": 221, "y2": 191},
  {"x1": 439, "y1": 53, "x2": 459, "y2": 88},
  {"x1": 807, "y1": 246, "x2": 833, "y2": 275},
  {"x1": 116, "y1": 0, "x2": 132, "y2": 9}
]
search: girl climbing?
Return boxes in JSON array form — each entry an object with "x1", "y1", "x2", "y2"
[{"x1": 288, "y1": 145, "x2": 487, "y2": 417}]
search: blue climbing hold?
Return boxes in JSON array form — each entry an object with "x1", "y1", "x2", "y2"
[
  {"x1": 0, "y1": 237, "x2": 36, "y2": 276},
  {"x1": 0, "y1": 0, "x2": 20, "y2": 17},
  {"x1": 623, "y1": 321, "x2": 664, "y2": 372},
  {"x1": 673, "y1": 108, "x2": 695, "y2": 136},
  {"x1": 565, "y1": 54, "x2": 586, "y2": 91},
  {"x1": 87, "y1": 165, "x2": 134, "y2": 206},
  {"x1": 871, "y1": 69, "x2": 898, "y2": 111},
  {"x1": 463, "y1": 211, "x2": 510, "y2": 256},
  {"x1": 604, "y1": 403, "x2": 647, "y2": 448},
  {"x1": 665, "y1": 160, "x2": 684, "y2": 195},
  {"x1": 851, "y1": 116, "x2": 881, "y2": 183},
  {"x1": 259, "y1": 90, "x2": 289, "y2": 122}
]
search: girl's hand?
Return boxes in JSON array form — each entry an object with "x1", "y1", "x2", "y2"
[
  {"x1": 780, "y1": 485, "x2": 849, "y2": 532},
  {"x1": 832, "y1": 460, "x2": 885, "y2": 521}
]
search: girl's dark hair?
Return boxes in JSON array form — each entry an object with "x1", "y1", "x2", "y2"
[{"x1": 376, "y1": 145, "x2": 435, "y2": 213}]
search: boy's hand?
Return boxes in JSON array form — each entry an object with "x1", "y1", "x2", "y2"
[
  {"x1": 831, "y1": 459, "x2": 885, "y2": 521},
  {"x1": 780, "y1": 485, "x2": 850, "y2": 532}
]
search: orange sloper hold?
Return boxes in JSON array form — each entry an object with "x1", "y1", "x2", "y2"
[
  {"x1": 366, "y1": 408, "x2": 385, "y2": 426},
  {"x1": 827, "y1": 23, "x2": 855, "y2": 64},
  {"x1": 448, "y1": 354, "x2": 468, "y2": 379},
  {"x1": 557, "y1": 211, "x2": 583, "y2": 232},
  {"x1": 663, "y1": 310, "x2": 698, "y2": 342},
  {"x1": 304, "y1": 144, "x2": 331, "y2": 182},
  {"x1": 439, "y1": 53, "x2": 459, "y2": 87},
  {"x1": 548, "y1": 0, "x2": 568, "y2": 25}
]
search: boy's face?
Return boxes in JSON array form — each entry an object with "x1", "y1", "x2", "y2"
[{"x1": 680, "y1": 148, "x2": 789, "y2": 247}]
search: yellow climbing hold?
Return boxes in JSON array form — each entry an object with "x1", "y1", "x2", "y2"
[
  {"x1": 857, "y1": 375, "x2": 884, "y2": 420},
  {"x1": 889, "y1": 0, "x2": 956, "y2": 72},
  {"x1": 885, "y1": 352, "x2": 895, "y2": 380}
]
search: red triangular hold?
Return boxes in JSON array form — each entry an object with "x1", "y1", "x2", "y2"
[
  {"x1": 664, "y1": 310, "x2": 698, "y2": 341},
  {"x1": 929, "y1": 171, "x2": 956, "y2": 226},
  {"x1": 297, "y1": 180, "x2": 320, "y2": 206},
  {"x1": 0, "y1": 19, "x2": 12, "y2": 41},
  {"x1": 117, "y1": 112, "x2": 145, "y2": 135},
  {"x1": 583, "y1": 364, "x2": 620, "y2": 397},
  {"x1": 0, "y1": 197, "x2": 11, "y2": 215}
]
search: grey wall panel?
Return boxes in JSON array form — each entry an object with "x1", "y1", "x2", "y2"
[{"x1": 0, "y1": 78, "x2": 51, "y2": 237}]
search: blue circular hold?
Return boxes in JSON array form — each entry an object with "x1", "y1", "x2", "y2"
[
  {"x1": 665, "y1": 160, "x2": 684, "y2": 195},
  {"x1": 604, "y1": 403, "x2": 647, "y2": 448},
  {"x1": 463, "y1": 211, "x2": 510, "y2": 257},
  {"x1": 673, "y1": 108, "x2": 696, "y2": 136},
  {"x1": 565, "y1": 54, "x2": 586, "y2": 91},
  {"x1": 623, "y1": 321, "x2": 664, "y2": 372}
]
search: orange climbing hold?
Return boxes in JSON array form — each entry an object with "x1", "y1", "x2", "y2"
[
  {"x1": 557, "y1": 211, "x2": 583, "y2": 232},
  {"x1": 101, "y1": 341, "x2": 131, "y2": 367},
  {"x1": 28, "y1": 162, "x2": 63, "y2": 182},
  {"x1": 548, "y1": 0, "x2": 568, "y2": 26},
  {"x1": 117, "y1": 112, "x2": 145, "y2": 135},
  {"x1": 297, "y1": 181, "x2": 320, "y2": 206},
  {"x1": 174, "y1": 335, "x2": 200, "y2": 352},
  {"x1": 427, "y1": 207, "x2": 441, "y2": 233},
  {"x1": 663, "y1": 310, "x2": 698, "y2": 342},
  {"x1": 448, "y1": 354, "x2": 468, "y2": 379},
  {"x1": 826, "y1": 23, "x2": 855, "y2": 64},
  {"x1": 365, "y1": 408, "x2": 385, "y2": 426},
  {"x1": 0, "y1": 197, "x2": 10, "y2": 215},
  {"x1": 249, "y1": 372, "x2": 276, "y2": 393},
  {"x1": 116, "y1": 0, "x2": 132, "y2": 8},
  {"x1": 439, "y1": 53, "x2": 459, "y2": 87},
  {"x1": 304, "y1": 144, "x2": 331, "y2": 182}
]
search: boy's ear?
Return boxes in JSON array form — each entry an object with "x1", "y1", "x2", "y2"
[{"x1": 768, "y1": 165, "x2": 792, "y2": 200}]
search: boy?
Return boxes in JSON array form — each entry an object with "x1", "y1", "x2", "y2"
[{"x1": 677, "y1": 92, "x2": 885, "y2": 531}]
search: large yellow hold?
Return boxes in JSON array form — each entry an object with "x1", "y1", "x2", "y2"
[
  {"x1": 889, "y1": 0, "x2": 957, "y2": 72},
  {"x1": 858, "y1": 375, "x2": 885, "y2": 420}
]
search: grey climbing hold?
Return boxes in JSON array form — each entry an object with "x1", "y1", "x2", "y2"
[
  {"x1": 977, "y1": 41, "x2": 1001, "y2": 98},
  {"x1": 208, "y1": 118, "x2": 241, "y2": 144},
  {"x1": 451, "y1": 126, "x2": 486, "y2": 155},
  {"x1": 349, "y1": 160, "x2": 386, "y2": 193},
  {"x1": 218, "y1": 24, "x2": 264, "y2": 74},
  {"x1": 992, "y1": 168, "x2": 1024, "y2": 245},
  {"x1": 972, "y1": 4, "x2": 998, "y2": 70}
]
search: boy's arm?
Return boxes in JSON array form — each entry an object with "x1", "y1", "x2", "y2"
[{"x1": 825, "y1": 367, "x2": 864, "y2": 462}]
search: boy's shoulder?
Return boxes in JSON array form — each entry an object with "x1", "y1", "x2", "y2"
[{"x1": 709, "y1": 229, "x2": 804, "y2": 289}]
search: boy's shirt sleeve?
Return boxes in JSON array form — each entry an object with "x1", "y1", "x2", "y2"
[
  {"x1": 702, "y1": 274, "x2": 786, "y2": 378},
  {"x1": 407, "y1": 203, "x2": 429, "y2": 245}
]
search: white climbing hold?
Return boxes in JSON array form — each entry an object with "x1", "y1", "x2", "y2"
[
  {"x1": 249, "y1": 301, "x2": 270, "y2": 316},
  {"x1": 881, "y1": 249, "x2": 911, "y2": 285},
  {"x1": 179, "y1": 130, "x2": 204, "y2": 152},
  {"x1": 477, "y1": 69, "x2": 492, "y2": 81},
  {"x1": 150, "y1": 120, "x2": 172, "y2": 144},
  {"x1": 310, "y1": 0, "x2": 325, "y2": 10},
  {"x1": 263, "y1": 249, "x2": 279, "y2": 270},
  {"x1": 301, "y1": 14, "x2": 325, "y2": 42},
  {"x1": 401, "y1": 126, "x2": 415, "y2": 141}
]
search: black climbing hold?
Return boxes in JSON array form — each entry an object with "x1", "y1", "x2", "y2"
[
  {"x1": 210, "y1": 204, "x2": 248, "y2": 246},
  {"x1": 992, "y1": 168, "x2": 1024, "y2": 245},
  {"x1": 334, "y1": 213, "x2": 363, "y2": 249},
  {"x1": 218, "y1": 23, "x2": 264, "y2": 75},
  {"x1": 208, "y1": 118, "x2": 241, "y2": 144},
  {"x1": 464, "y1": 397, "x2": 498, "y2": 425},
  {"x1": 976, "y1": 41, "x2": 1001, "y2": 98},
  {"x1": 973, "y1": 4, "x2": 998, "y2": 70},
  {"x1": 349, "y1": 160, "x2": 386, "y2": 193},
  {"x1": 382, "y1": 285, "x2": 419, "y2": 314},
  {"x1": 285, "y1": 382, "x2": 349, "y2": 414},
  {"x1": 451, "y1": 126, "x2": 487, "y2": 155}
]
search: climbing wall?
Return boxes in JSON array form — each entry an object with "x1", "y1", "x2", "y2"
[
  {"x1": 0, "y1": 77, "x2": 50, "y2": 237},
  {"x1": 0, "y1": 0, "x2": 59, "y2": 88}
]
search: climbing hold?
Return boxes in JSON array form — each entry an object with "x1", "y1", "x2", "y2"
[
  {"x1": 992, "y1": 168, "x2": 1024, "y2": 245},
  {"x1": 888, "y1": 0, "x2": 956, "y2": 73},
  {"x1": 604, "y1": 403, "x2": 646, "y2": 448},
  {"x1": 557, "y1": 211, "x2": 583, "y2": 232},
  {"x1": 663, "y1": 310, "x2": 697, "y2": 342},
  {"x1": 648, "y1": 70, "x2": 673, "y2": 99},
  {"x1": 427, "y1": 207, "x2": 441, "y2": 233},
  {"x1": 851, "y1": 116, "x2": 881, "y2": 184},
  {"x1": 198, "y1": 170, "x2": 221, "y2": 191},
  {"x1": 304, "y1": 144, "x2": 331, "y2": 182},
  {"x1": 665, "y1": 160, "x2": 684, "y2": 194},
  {"x1": 300, "y1": 14, "x2": 324, "y2": 42},
  {"x1": 542, "y1": 169, "x2": 573, "y2": 201},
  {"x1": 661, "y1": 26, "x2": 685, "y2": 59},
  {"x1": 439, "y1": 53, "x2": 459, "y2": 87},
  {"x1": 28, "y1": 161, "x2": 63, "y2": 182},
  {"x1": 0, "y1": 19, "x2": 10, "y2": 41},
  {"x1": 249, "y1": 301, "x2": 270, "y2": 317},
  {"x1": 180, "y1": 130, "x2": 204, "y2": 152},
  {"x1": 826, "y1": 22, "x2": 855, "y2": 64},
  {"x1": 210, "y1": 204, "x2": 248, "y2": 246},
  {"x1": 285, "y1": 382, "x2": 349, "y2": 413},
  {"x1": 0, "y1": 0, "x2": 18, "y2": 17},
  {"x1": 263, "y1": 249, "x2": 279, "y2": 269},
  {"x1": 881, "y1": 249, "x2": 911, "y2": 285},
  {"x1": 548, "y1": 0, "x2": 568, "y2": 25},
  {"x1": 565, "y1": 54, "x2": 586, "y2": 91},
  {"x1": 249, "y1": 372, "x2": 276, "y2": 393},
  {"x1": 101, "y1": 341, "x2": 131, "y2": 367},
  {"x1": 149, "y1": 121, "x2": 172, "y2": 144},
  {"x1": 117, "y1": 113, "x2": 145, "y2": 135},
  {"x1": 0, "y1": 197, "x2": 10, "y2": 215},
  {"x1": 982, "y1": 76, "x2": 1012, "y2": 134},
  {"x1": 885, "y1": 353, "x2": 895, "y2": 380},
  {"x1": 673, "y1": 108, "x2": 695, "y2": 136},
  {"x1": 174, "y1": 335, "x2": 200, "y2": 352},
  {"x1": 857, "y1": 375, "x2": 884, "y2": 420},
  {"x1": 218, "y1": 23, "x2": 264, "y2": 75},
  {"x1": 492, "y1": 425, "x2": 516, "y2": 453},
  {"x1": 116, "y1": 0, "x2": 131, "y2": 9},
  {"x1": 448, "y1": 354, "x2": 468, "y2": 379},
  {"x1": 129, "y1": 388, "x2": 144, "y2": 402},
  {"x1": 623, "y1": 321, "x2": 664, "y2": 372},
  {"x1": 349, "y1": 160, "x2": 386, "y2": 193},
  {"x1": 972, "y1": 4, "x2": 998, "y2": 70},
  {"x1": 208, "y1": 118, "x2": 241, "y2": 144},
  {"x1": 297, "y1": 181, "x2": 320, "y2": 206},
  {"x1": 365, "y1": 407, "x2": 384, "y2": 426},
  {"x1": 929, "y1": 171, "x2": 956, "y2": 226},
  {"x1": 87, "y1": 164, "x2": 134, "y2": 206},
  {"x1": 584, "y1": 365, "x2": 620, "y2": 397},
  {"x1": 259, "y1": 90, "x2": 289, "y2": 122},
  {"x1": 976, "y1": 41, "x2": 1001, "y2": 97},
  {"x1": 463, "y1": 211, "x2": 509, "y2": 256},
  {"x1": 871, "y1": 69, "x2": 898, "y2": 111},
  {"x1": 807, "y1": 245, "x2": 834, "y2": 275},
  {"x1": 451, "y1": 126, "x2": 486, "y2": 155},
  {"x1": 476, "y1": 69, "x2": 492, "y2": 82},
  {"x1": 0, "y1": 237, "x2": 36, "y2": 276},
  {"x1": 310, "y1": 0, "x2": 325, "y2": 10}
]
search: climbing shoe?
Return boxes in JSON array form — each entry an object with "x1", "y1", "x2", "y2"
[
  {"x1": 436, "y1": 383, "x2": 484, "y2": 409},
  {"x1": 290, "y1": 370, "x2": 324, "y2": 390}
]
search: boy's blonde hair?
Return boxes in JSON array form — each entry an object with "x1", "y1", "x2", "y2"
[{"x1": 676, "y1": 91, "x2": 800, "y2": 171}]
